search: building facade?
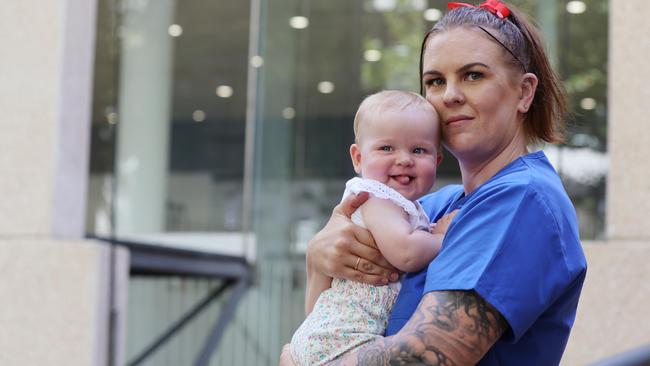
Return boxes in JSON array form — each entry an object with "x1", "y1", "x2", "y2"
[{"x1": 2, "y1": 0, "x2": 649, "y2": 365}]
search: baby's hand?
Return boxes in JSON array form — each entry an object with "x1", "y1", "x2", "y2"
[{"x1": 430, "y1": 210, "x2": 459, "y2": 235}]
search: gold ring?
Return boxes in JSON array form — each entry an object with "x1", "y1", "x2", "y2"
[{"x1": 354, "y1": 257, "x2": 361, "y2": 271}]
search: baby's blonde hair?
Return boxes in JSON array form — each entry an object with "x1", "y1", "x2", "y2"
[{"x1": 353, "y1": 90, "x2": 438, "y2": 144}]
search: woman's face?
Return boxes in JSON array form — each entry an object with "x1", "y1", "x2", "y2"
[{"x1": 421, "y1": 27, "x2": 531, "y2": 165}]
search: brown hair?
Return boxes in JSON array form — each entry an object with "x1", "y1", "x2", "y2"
[{"x1": 419, "y1": 2, "x2": 566, "y2": 145}]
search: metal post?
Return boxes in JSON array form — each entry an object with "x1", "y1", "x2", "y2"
[
  {"x1": 127, "y1": 280, "x2": 233, "y2": 366},
  {"x1": 194, "y1": 280, "x2": 249, "y2": 366}
]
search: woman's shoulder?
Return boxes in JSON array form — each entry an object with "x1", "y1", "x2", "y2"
[
  {"x1": 476, "y1": 152, "x2": 579, "y2": 238},
  {"x1": 420, "y1": 185, "x2": 464, "y2": 203},
  {"x1": 418, "y1": 185, "x2": 464, "y2": 219},
  {"x1": 482, "y1": 150, "x2": 566, "y2": 197}
]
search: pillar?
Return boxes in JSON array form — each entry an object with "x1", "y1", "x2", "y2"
[{"x1": 0, "y1": 0, "x2": 129, "y2": 365}]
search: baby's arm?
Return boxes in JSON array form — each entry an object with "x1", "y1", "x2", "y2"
[{"x1": 360, "y1": 197, "x2": 445, "y2": 273}]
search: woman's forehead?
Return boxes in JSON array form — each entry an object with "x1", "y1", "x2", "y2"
[{"x1": 423, "y1": 27, "x2": 504, "y2": 69}]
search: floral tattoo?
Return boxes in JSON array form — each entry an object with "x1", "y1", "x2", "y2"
[{"x1": 330, "y1": 290, "x2": 507, "y2": 365}]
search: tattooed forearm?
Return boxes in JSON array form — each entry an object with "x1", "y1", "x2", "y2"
[
  {"x1": 329, "y1": 290, "x2": 506, "y2": 366},
  {"x1": 425, "y1": 290, "x2": 506, "y2": 344},
  {"x1": 330, "y1": 336, "x2": 453, "y2": 366},
  {"x1": 363, "y1": 336, "x2": 454, "y2": 366}
]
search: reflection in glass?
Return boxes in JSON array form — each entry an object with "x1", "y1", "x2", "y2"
[
  {"x1": 88, "y1": 0, "x2": 251, "y2": 239},
  {"x1": 87, "y1": 0, "x2": 609, "y2": 363}
]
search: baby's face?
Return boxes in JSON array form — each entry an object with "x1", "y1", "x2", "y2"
[{"x1": 350, "y1": 109, "x2": 441, "y2": 200}]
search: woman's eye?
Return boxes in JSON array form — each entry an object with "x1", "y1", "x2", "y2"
[
  {"x1": 424, "y1": 78, "x2": 444, "y2": 87},
  {"x1": 466, "y1": 71, "x2": 483, "y2": 81},
  {"x1": 380, "y1": 146, "x2": 392, "y2": 152}
]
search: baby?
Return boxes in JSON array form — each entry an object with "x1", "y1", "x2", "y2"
[{"x1": 290, "y1": 90, "x2": 451, "y2": 365}]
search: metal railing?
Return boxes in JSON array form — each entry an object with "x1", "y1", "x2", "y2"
[
  {"x1": 92, "y1": 236, "x2": 252, "y2": 366},
  {"x1": 588, "y1": 344, "x2": 650, "y2": 366}
]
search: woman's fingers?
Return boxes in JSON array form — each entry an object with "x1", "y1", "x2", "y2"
[
  {"x1": 335, "y1": 191, "x2": 370, "y2": 217},
  {"x1": 434, "y1": 209, "x2": 460, "y2": 233},
  {"x1": 344, "y1": 239, "x2": 399, "y2": 284},
  {"x1": 341, "y1": 266, "x2": 396, "y2": 286},
  {"x1": 306, "y1": 191, "x2": 399, "y2": 285},
  {"x1": 350, "y1": 221, "x2": 376, "y2": 249},
  {"x1": 347, "y1": 255, "x2": 399, "y2": 283},
  {"x1": 350, "y1": 240, "x2": 395, "y2": 272},
  {"x1": 317, "y1": 224, "x2": 397, "y2": 284},
  {"x1": 352, "y1": 224, "x2": 397, "y2": 269}
]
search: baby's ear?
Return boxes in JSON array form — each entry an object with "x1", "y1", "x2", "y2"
[
  {"x1": 436, "y1": 149, "x2": 443, "y2": 167},
  {"x1": 350, "y1": 144, "x2": 362, "y2": 174}
]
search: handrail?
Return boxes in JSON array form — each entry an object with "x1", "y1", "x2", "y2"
[
  {"x1": 89, "y1": 235, "x2": 252, "y2": 366},
  {"x1": 588, "y1": 344, "x2": 650, "y2": 366}
]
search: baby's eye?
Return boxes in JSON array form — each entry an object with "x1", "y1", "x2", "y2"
[
  {"x1": 380, "y1": 146, "x2": 393, "y2": 152},
  {"x1": 413, "y1": 147, "x2": 426, "y2": 154}
]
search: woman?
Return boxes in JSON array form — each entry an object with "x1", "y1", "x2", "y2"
[{"x1": 281, "y1": 1, "x2": 587, "y2": 364}]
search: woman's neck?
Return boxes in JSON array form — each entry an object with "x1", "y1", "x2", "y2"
[{"x1": 458, "y1": 139, "x2": 529, "y2": 194}]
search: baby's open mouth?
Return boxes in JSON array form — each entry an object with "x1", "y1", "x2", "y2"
[{"x1": 391, "y1": 175, "x2": 413, "y2": 184}]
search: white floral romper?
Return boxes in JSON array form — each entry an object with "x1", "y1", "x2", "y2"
[{"x1": 290, "y1": 177, "x2": 431, "y2": 365}]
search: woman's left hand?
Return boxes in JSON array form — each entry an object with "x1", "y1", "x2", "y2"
[
  {"x1": 431, "y1": 209, "x2": 459, "y2": 235},
  {"x1": 279, "y1": 344, "x2": 297, "y2": 366}
]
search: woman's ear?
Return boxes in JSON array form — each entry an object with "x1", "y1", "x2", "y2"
[
  {"x1": 518, "y1": 72, "x2": 538, "y2": 113},
  {"x1": 350, "y1": 144, "x2": 362, "y2": 174}
]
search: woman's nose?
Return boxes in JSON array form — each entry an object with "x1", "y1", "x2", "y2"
[{"x1": 442, "y1": 82, "x2": 465, "y2": 106}]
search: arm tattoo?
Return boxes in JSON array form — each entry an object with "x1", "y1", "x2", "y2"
[{"x1": 330, "y1": 290, "x2": 507, "y2": 366}]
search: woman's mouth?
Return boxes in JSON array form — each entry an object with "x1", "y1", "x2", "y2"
[{"x1": 446, "y1": 115, "x2": 473, "y2": 125}]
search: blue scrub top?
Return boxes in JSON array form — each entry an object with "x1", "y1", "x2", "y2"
[{"x1": 385, "y1": 151, "x2": 587, "y2": 366}]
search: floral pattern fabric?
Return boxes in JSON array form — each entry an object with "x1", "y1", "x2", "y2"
[{"x1": 290, "y1": 178, "x2": 430, "y2": 365}]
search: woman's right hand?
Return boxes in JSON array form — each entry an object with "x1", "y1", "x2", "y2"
[{"x1": 307, "y1": 191, "x2": 400, "y2": 286}]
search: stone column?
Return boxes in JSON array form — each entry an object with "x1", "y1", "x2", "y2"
[
  {"x1": 563, "y1": 0, "x2": 650, "y2": 364},
  {"x1": 115, "y1": 0, "x2": 176, "y2": 235},
  {"x1": 607, "y1": 0, "x2": 650, "y2": 241},
  {"x1": 0, "y1": 0, "x2": 129, "y2": 365}
]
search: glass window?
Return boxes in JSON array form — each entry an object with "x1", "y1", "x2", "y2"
[
  {"x1": 254, "y1": 0, "x2": 463, "y2": 258},
  {"x1": 87, "y1": 0, "x2": 252, "y2": 254},
  {"x1": 552, "y1": 0, "x2": 608, "y2": 239},
  {"x1": 88, "y1": 0, "x2": 608, "y2": 363}
]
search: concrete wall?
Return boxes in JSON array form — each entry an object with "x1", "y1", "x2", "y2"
[
  {"x1": 562, "y1": 0, "x2": 650, "y2": 364},
  {"x1": 0, "y1": 0, "x2": 61, "y2": 235},
  {"x1": 563, "y1": 242, "x2": 650, "y2": 365},
  {"x1": 0, "y1": 240, "x2": 129, "y2": 366},
  {"x1": 606, "y1": 0, "x2": 650, "y2": 241},
  {"x1": 0, "y1": 0, "x2": 129, "y2": 365}
]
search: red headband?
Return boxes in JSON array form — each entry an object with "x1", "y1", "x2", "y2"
[{"x1": 448, "y1": 0, "x2": 511, "y2": 19}]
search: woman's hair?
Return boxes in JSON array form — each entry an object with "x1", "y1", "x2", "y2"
[
  {"x1": 419, "y1": 2, "x2": 567, "y2": 145},
  {"x1": 353, "y1": 90, "x2": 438, "y2": 144}
]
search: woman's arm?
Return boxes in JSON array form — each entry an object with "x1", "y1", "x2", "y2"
[
  {"x1": 305, "y1": 251, "x2": 334, "y2": 314},
  {"x1": 329, "y1": 290, "x2": 508, "y2": 365},
  {"x1": 304, "y1": 192, "x2": 400, "y2": 313},
  {"x1": 360, "y1": 197, "x2": 451, "y2": 273}
]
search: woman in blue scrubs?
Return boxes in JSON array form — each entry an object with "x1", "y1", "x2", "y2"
[{"x1": 282, "y1": 1, "x2": 587, "y2": 365}]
